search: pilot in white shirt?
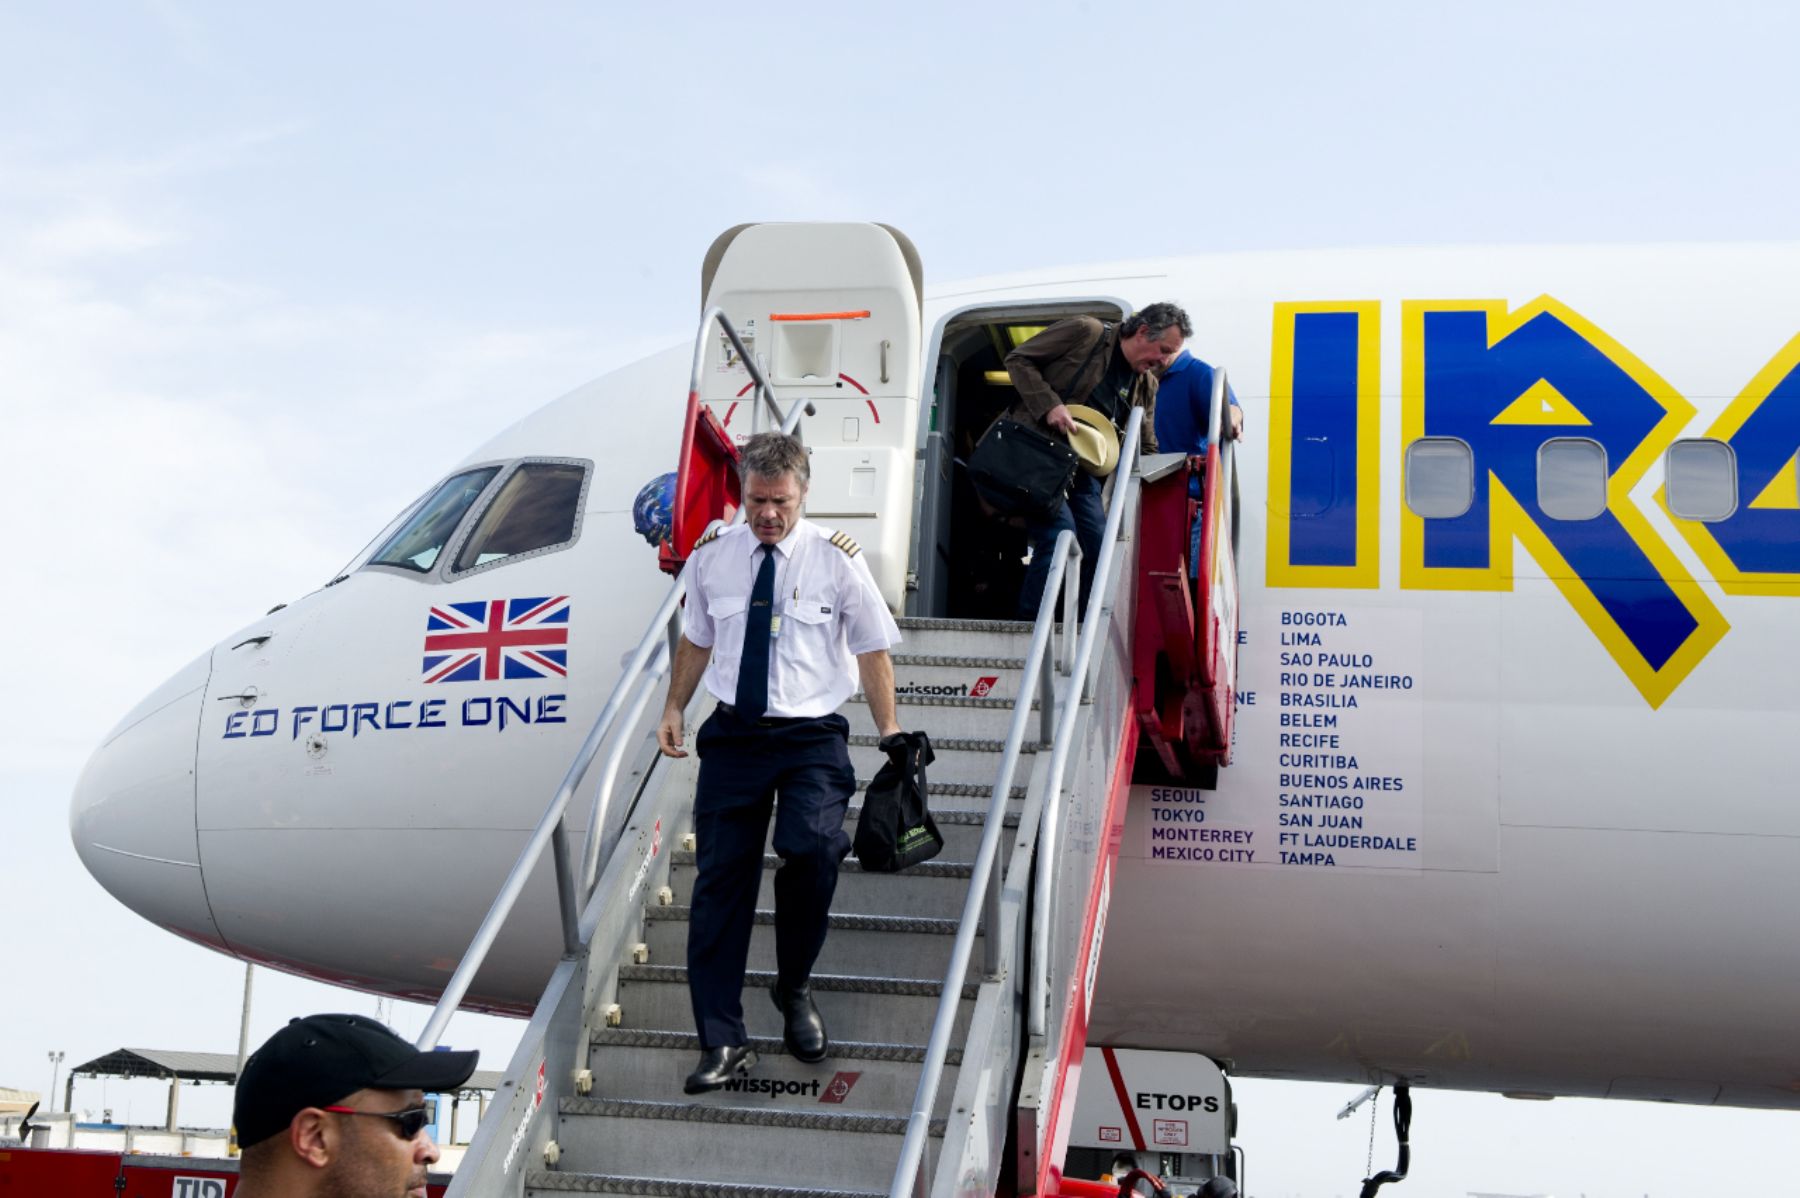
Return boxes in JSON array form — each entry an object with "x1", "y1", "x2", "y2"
[
  {"x1": 657, "y1": 431, "x2": 902, "y2": 1096},
  {"x1": 682, "y1": 517, "x2": 900, "y2": 717}
]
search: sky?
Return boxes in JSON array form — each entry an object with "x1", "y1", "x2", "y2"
[{"x1": 2, "y1": 1, "x2": 1798, "y2": 1194}]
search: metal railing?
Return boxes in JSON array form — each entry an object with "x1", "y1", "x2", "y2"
[
  {"x1": 417, "y1": 310, "x2": 810, "y2": 1050},
  {"x1": 1025, "y1": 371, "x2": 1232, "y2": 1043},
  {"x1": 1215, "y1": 366, "x2": 1241, "y2": 564},
  {"x1": 1007, "y1": 376, "x2": 1235, "y2": 1189},
  {"x1": 889, "y1": 406, "x2": 1145, "y2": 1198},
  {"x1": 1028, "y1": 407, "x2": 1145, "y2": 1038},
  {"x1": 1198, "y1": 366, "x2": 1240, "y2": 749},
  {"x1": 887, "y1": 528, "x2": 1081, "y2": 1198},
  {"x1": 697, "y1": 305, "x2": 789, "y2": 434},
  {"x1": 580, "y1": 640, "x2": 669, "y2": 892},
  {"x1": 1207, "y1": 364, "x2": 1229, "y2": 463}
]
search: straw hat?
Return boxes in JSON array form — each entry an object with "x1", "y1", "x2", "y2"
[{"x1": 1063, "y1": 405, "x2": 1121, "y2": 477}]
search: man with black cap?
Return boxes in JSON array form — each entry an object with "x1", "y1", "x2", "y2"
[{"x1": 232, "y1": 1013, "x2": 478, "y2": 1198}]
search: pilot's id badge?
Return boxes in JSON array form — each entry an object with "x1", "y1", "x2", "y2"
[{"x1": 769, "y1": 615, "x2": 782, "y2": 639}]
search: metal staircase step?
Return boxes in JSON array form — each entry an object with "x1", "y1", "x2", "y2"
[
  {"x1": 896, "y1": 616, "x2": 1036, "y2": 631},
  {"x1": 845, "y1": 694, "x2": 1038, "y2": 741},
  {"x1": 846, "y1": 736, "x2": 1030, "y2": 788},
  {"x1": 851, "y1": 780, "x2": 1026, "y2": 802},
  {"x1": 847, "y1": 734, "x2": 1026, "y2": 753},
  {"x1": 894, "y1": 616, "x2": 1037, "y2": 658},
  {"x1": 548, "y1": 1098, "x2": 943, "y2": 1192},
  {"x1": 892, "y1": 653, "x2": 1026, "y2": 668},
  {"x1": 685, "y1": 851, "x2": 975, "y2": 877},
  {"x1": 583, "y1": 1027, "x2": 962, "y2": 1118},
  {"x1": 890, "y1": 654, "x2": 1026, "y2": 702},
  {"x1": 526, "y1": 1173, "x2": 884, "y2": 1198},
  {"x1": 846, "y1": 804, "x2": 1020, "y2": 859},
  {"x1": 611, "y1": 965, "x2": 976, "y2": 1047},
  {"x1": 667, "y1": 852, "x2": 975, "y2": 920},
  {"x1": 642, "y1": 907, "x2": 973, "y2": 978}
]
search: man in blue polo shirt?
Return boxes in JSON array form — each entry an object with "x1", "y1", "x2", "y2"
[
  {"x1": 1154, "y1": 350, "x2": 1244, "y2": 577},
  {"x1": 1153, "y1": 349, "x2": 1243, "y2": 455}
]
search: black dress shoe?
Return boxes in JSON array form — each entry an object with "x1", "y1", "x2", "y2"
[
  {"x1": 771, "y1": 982, "x2": 829, "y2": 1063},
  {"x1": 684, "y1": 1044, "x2": 757, "y2": 1094}
]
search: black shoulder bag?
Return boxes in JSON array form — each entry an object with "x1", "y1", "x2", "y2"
[
  {"x1": 853, "y1": 731, "x2": 943, "y2": 872},
  {"x1": 965, "y1": 323, "x2": 1112, "y2": 519}
]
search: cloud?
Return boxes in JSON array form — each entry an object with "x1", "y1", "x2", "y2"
[
  {"x1": 22, "y1": 207, "x2": 176, "y2": 260},
  {"x1": 0, "y1": 178, "x2": 605, "y2": 1115},
  {"x1": 2, "y1": 119, "x2": 309, "y2": 195},
  {"x1": 0, "y1": 200, "x2": 640, "y2": 774}
]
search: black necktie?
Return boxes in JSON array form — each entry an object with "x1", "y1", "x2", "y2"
[{"x1": 736, "y1": 544, "x2": 776, "y2": 718}]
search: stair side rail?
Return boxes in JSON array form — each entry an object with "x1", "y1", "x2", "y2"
[
  {"x1": 1193, "y1": 366, "x2": 1241, "y2": 759},
  {"x1": 417, "y1": 309, "x2": 811, "y2": 1052},
  {"x1": 1010, "y1": 409, "x2": 1147, "y2": 1193},
  {"x1": 888, "y1": 529, "x2": 1083, "y2": 1198},
  {"x1": 1030, "y1": 406, "x2": 1145, "y2": 1040},
  {"x1": 578, "y1": 637, "x2": 670, "y2": 892}
]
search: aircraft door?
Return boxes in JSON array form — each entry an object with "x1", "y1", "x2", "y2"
[
  {"x1": 698, "y1": 223, "x2": 924, "y2": 610},
  {"x1": 911, "y1": 298, "x2": 1130, "y2": 619}
]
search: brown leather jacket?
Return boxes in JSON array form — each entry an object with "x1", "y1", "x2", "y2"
[{"x1": 1003, "y1": 316, "x2": 1159, "y2": 453}]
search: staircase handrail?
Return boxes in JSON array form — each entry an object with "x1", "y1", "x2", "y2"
[
  {"x1": 1205, "y1": 363, "x2": 1228, "y2": 458},
  {"x1": 579, "y1": 639, "x2": 671, "y2": 892},
  {"x1": 695, "y1": 304, "x2": 789, "y2": 434},
  {"x1": 1196, "y1": 367, "x2": 1239, "y2": 749},
  {"x1": 416, "y1": 309, "x2": 810, "y2": 1051},
  {"x1": 1208, "y1": 363, "x2": 1238, "y2": 606},
  {"x1": 1030, "y1": 407, "x2": 1145, "y2": 1038},
  {"x1": 887, "y1": 527, "x2": 1083, "y2": 1198},
  {"x1": 1219, "y1": 363, "x2": 1240, "y2": 566}
]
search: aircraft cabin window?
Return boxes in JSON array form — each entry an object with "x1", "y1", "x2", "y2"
[
  {"x1": 453, "y1": 461, "x2": 587, "y2": 572},
  {"x1": 368, "y1": 467, "x2": 502, "y2": 573},
  {"x1": 1665, "y1": 438, "x2": 1738, "y2": 522},
  {"x1": 1537, "y1": 437, "x2": 1608, "y2": 521},
  {"x1": 1404, "y1": 437, "x2": 1474, "y2": 519}
]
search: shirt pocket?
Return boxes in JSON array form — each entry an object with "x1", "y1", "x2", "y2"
[
  {"x1": 706, "y1": 594, "x2": 749, "y2": 664},
  {"x1": 776, "y1": 597, "x2": 844, "y2": 706},
  {"x1": 784, "y1": 599, "x2": 835, "y2": 628}
]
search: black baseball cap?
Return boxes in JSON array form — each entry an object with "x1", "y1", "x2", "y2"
[{"x1": 233, "y1": 1014, "x2": 479, "y2": 1149}]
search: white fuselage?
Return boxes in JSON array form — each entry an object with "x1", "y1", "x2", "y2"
[{"x1": 73, "y1": 241, "x2": 1800, "y2": 1108}]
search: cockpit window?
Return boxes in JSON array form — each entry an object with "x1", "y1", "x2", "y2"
[
  {"x1": 452, "y1": 462, "x2": 587, "y2": 572},
  {"x1": 368, "y1": 467, "x2": 501, "y2": 573}
]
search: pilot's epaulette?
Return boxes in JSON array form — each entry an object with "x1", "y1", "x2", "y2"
[
  {"x1": 827, "y1": 530, "x2": 861, "y2": 557},
  {"x1": 692, "y1": 524, "x2": 726, "y2": 551}
]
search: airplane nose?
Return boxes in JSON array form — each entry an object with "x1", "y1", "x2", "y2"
[{"x1": 71, "y1": 651, "x2": 228, "y2": 950}]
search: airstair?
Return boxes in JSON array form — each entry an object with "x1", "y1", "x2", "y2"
[{"x1": 425, "y1": 224, "x2": 1241, "y2": 1198}]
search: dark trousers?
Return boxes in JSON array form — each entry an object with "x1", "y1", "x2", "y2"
[
  {"x1": 687, "y1": 705, "x2": 856, "y2": 1048},
  {"x1": 1018, "y1": 470, "x2": 1106, "y2": 620}
]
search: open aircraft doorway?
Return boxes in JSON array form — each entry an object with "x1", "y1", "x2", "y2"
[{"x1": 912, "y1": 298, "x2": 1130, "y2": 621}]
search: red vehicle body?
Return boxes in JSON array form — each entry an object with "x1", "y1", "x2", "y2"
[{"x1": 0, "y1": 1148, "x2": 451, "y2": 1196}]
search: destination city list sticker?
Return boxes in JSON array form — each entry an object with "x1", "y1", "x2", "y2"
[{"x1": 1143, "y1": 606, "x2": 1424, "y2": 870}]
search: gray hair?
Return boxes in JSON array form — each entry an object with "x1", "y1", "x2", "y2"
[
  {"x1": 1121, "y1": 301, "x2": 1194, "y2": 342},
  {"x1": 738, "y1": 431, "x2": 810, "y2": 488}
]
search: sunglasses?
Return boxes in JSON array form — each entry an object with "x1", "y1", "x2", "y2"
[{"x1": 323, "y1": 1103, "x2": 432, "y2": 1140}]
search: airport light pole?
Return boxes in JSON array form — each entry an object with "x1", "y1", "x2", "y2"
[
  {"x1": 46, "y1": 1051, "x2": 64, "y2": 1113},
  {"x1": 235, "y1": 963, "x2": 256, "y2": 1080}
]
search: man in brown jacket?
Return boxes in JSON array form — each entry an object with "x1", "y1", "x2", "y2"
[{"x1": 1004, "y1": 302, "x2": 1190, "y2": 617}]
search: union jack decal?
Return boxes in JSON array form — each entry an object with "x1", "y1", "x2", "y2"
[{"x1": 422, "y1": 596, "x2": 570, "y2": 683}]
